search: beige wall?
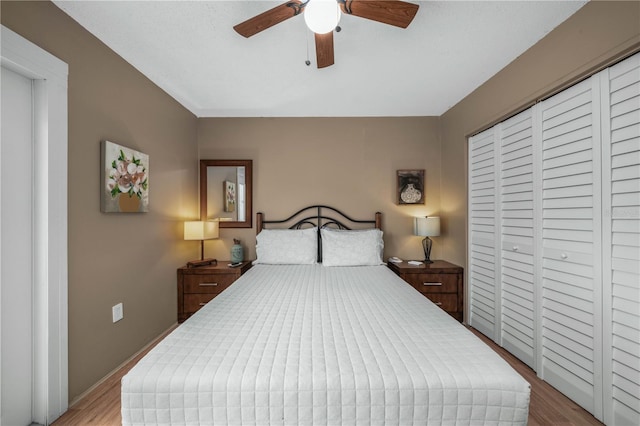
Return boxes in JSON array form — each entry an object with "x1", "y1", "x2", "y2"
[
  {"x1": 198, "y1": 117, "x2": 442, "y2": 262},
  {"x1": 1, "y1": 1, "x2": 199, "y2": 401},
  {"x1": 440, "y1": 0, "x2": 640, "y2": 273}
]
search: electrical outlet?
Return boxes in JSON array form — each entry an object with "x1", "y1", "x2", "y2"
[{"x1": 112, "y1": 303, "x2": 123, "y2": 323}]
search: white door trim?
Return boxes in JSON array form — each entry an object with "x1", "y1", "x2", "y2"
[{"x1": 1, "y1": 25, "x2": 69, "y2": 424}]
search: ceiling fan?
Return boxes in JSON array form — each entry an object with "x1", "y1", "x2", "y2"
[{"x1": 234, "y1": 0, "x2": 419, "y2": 68}]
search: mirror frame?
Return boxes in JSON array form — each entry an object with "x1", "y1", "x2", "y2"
[{"x1": 200, "y1": 159, "x2": 253, "y2": 228}]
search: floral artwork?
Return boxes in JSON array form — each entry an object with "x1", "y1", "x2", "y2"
[
  {"x1": 224, "y1": 180, "x2": 236, "y2": 213},
  {"x1": 101, "y1": 141, "x2": 149, "y2": 213},
  {"x1": 397, "y1": 169, "x2": 425, "y2": 205}
]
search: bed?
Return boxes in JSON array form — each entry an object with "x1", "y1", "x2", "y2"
[{"x1": 122, "y1": 206, "x2": 530, "y2": 425}]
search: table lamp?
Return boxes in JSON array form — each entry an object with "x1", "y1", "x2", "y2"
[
  {"x1": 414, "y1": 216, "x2": 440, "y2": 263},
  {"x1": 184, "y1": 220, "x2": 219, "y2": 267}
]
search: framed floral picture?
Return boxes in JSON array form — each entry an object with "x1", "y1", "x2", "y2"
[
  {"x1": 397, "y1": 169, "x2": 425, "y2": 205},
  {"x1": 101, "y1": 141, "x2": 149, "y2": 213},
  {"x1": 224, "y1": 180, "x2": 236, "y2": 212}
]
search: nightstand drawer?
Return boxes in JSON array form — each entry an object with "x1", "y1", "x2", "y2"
[
  {"x1": 183, "y1": 274, "x2": 237, "y2": 293},
  {"x1": 404, "y1": 273, "x2": 458, "y2": 293},
  {"x1": 424, "y1": 293, "x2": 458, "y2": 312},
  {"x1": 178, "y1": 261, "x2": 252, "y2": 323},
  {"x1": 183, "y1": 293, "x2": 216, "y2": 314}
]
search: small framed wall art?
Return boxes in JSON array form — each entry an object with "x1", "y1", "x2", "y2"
[
  {"x1": 101, "y1": 140, "x2": 149, "y2": 213},
  {"x1": 397, "y1": 169, "x2": 425, "y2": 205},
  {"x1": 224, "y1": 180, "x2": 236, "y2": 212}
]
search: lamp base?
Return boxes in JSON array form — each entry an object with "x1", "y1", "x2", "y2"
[
  {"x1": 187, "y1": 258, "x2": 217, "y2": 268},
  {"x1": 422, "y1": 236, "x2": 434, "y2": 264}
]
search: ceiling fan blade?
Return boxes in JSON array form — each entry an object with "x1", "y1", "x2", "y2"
[
  {"x1": 340, "y1": 0, "x2": 419, "y2": 28},
  {"x1": 234, "y1": 0, "x2": 304, "y2": 38},
  {"x1": 315, "y1": 32, "x2": 334, "y2": 68}
]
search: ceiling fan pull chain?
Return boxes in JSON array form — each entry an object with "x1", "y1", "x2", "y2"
[{"x1": 305, "y1": 24, "x2": 311, "y2": 66}]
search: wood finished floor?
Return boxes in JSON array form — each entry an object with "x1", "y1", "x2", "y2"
[{"x1": 52, "y1": 326, "x2": 603, "y2": 425}]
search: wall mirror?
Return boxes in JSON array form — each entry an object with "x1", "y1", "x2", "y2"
[{"x1": 200, "y1": 159, "x2": 253, "y2": 228}]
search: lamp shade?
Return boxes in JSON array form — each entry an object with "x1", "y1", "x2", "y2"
[
  {"x1": 304, "y1": 0, "x2": 341, "y2": 34},
  {"x1": 414, "y1": 216, "x2": 440, "y2": 237},
  {"x1": 184, "y1": 220, "x2": 219, "y2": 241}
]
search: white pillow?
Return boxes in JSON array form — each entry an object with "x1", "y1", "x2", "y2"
[
  {"x1": 255, "y1": 227, "x2": 318, "y2": 264},
  {"x1": 321, "y1": 228, "x2": 384, "y2": 267}
]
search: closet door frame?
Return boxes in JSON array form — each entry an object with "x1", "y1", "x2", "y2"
[
  {"x1": 600, "y1": 66, "x2": 615, "y2": 426},
  {"x1": 531, "y1": 104, "x2": 543, "y2": 375}
]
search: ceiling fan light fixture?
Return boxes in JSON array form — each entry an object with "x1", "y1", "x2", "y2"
[{"x1": 304, "y1": 0, "x2": 341, "y2": 34}]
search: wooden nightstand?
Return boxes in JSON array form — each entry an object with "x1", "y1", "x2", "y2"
[
  {"x1": 387, "y1": 260, "x2": 464, "y2": 322},
  {"x1": 177, "y1": 261, "x2": 252, "y2": 322}
]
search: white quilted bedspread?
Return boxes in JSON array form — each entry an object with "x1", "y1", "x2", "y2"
[{"x1": 122, "y1": 265, "x2": 530, "y2": 425}]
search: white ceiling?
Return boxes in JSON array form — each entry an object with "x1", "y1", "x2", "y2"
[{"x1": 52, "y1": 1, "x2": 587, "y2": 117}]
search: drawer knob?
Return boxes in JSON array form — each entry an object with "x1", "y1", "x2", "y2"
[
  {"x1": 561, "y1": 253, "x2": 568, "y2": 259},
  {"x1": 199, "y1": 302, "x2": 207, "y2": 306},
  {"x1": 423, "y1": 282, "x2": 442, "y2": 286},
  {"x1": 199, "y1": 282, "x2": 218, "y2": 287},
  {"x1": 435, "y1": 302, "x2": 443, "y2": 306},
  {"x1": 513, "y1": 245, "x2": 519, "y2": 251}
]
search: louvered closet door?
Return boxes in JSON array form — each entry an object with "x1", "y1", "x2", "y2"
[
  {"x1": 602, "y1": 52, "x2": 640, "y2": 425},
  {"x1": 468, "y1": 127, "x2": 500, "y2": 340},
  {"x1": 499, "y1": 109, "x2": 536, "y2": 369},
  {"x1": 539, "y1": 76, "x2": 603, "y2": 417}
]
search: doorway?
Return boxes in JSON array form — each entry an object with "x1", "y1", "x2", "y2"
[{"x1": 0, "y1": 26, "x2": 69, "y2": 425}]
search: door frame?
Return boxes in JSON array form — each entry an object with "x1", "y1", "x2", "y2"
[{"x1": 1, "y1": 25, "x2": 69, "y2": 424}]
